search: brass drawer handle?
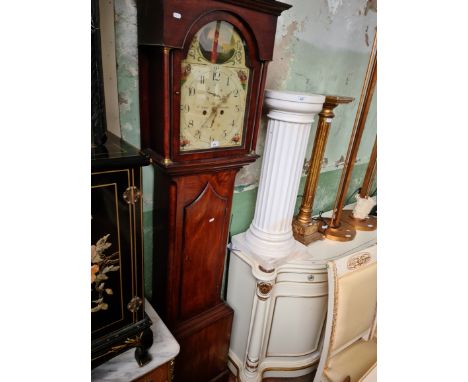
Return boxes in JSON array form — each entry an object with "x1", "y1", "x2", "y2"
[
  {"x1": 307, "y1": 274, "x2": 315, "y2": 281},
  {"x1": 123, "y1": 186, "x2": 141, "y2": 204},
  {"x1": 127, "y1": 296, "x2": 143, "y2": 313}
]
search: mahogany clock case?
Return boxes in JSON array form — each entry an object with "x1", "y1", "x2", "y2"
[
  {"x1": 137, "y1": 0, "x2": 291, "y2": 167},
  {"x1": 147, "y1": 163, "x2": 238, "y2": 381},
  {"x1": 136, "y1": 1, "x2": 291, "y2": 381}
]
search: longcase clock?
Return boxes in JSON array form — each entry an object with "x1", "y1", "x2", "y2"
[{"x1": 137, "y1": 1, "x2": 291, "y2": 381}]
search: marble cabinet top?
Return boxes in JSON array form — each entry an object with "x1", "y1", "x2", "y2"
[
  {"x1": 92, "y1": 300, "x2": 180, "y2": 381},
  {"x1": 299, "y1": 205, "x2": 376, "y2": 264},
  {"x1": 231, "y1": 204, "x2": 376, "y2": 273}
]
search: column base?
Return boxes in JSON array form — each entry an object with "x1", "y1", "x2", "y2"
[
  {"x1": 235, "y1": 230, "x2": 306, "y2": 270},
  {"x1": 292, "y1": 218, "x2": 325, "y2": 245},
  {"x1": 320, "y1": 218, "x2": 357, "y2": 242},
  {"x1": 242, "y1": 226, "x2": 302, "y2": 269},
  {"x1": 341, "y1": 210, "x2": 377, "y2": 231}
]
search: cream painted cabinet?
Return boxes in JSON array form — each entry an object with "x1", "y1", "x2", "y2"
[
  {"x1": 227, "y1": 234, "x2": 377, "y2": 382},
  {"x1": 227, "y1": 251, "x2": 330, "y2": 381},
  {"x1": 226, "y1": 90, "x2": 377, "y2": 381},
  {"x1": 265, "y1": 276, "x2": 327, "y2": 359}
]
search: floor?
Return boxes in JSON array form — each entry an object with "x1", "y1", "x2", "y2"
[{"x1": 228, "y1": 371, "x2": 315, "y2": 382}]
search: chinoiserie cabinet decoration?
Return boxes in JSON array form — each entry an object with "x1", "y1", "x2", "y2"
[
  {"x1": 91, "y1": 133, "x2": 153, "y2": 368},
  {"x1": 136, "y1": 1, "x2": 291, "y2": 381}
]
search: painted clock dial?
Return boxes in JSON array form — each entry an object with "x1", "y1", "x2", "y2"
[{"x1": 180, "y1": 21, "x2": 250, "y2": 152}]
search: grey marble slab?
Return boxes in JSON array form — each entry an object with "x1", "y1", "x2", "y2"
[{"x1": 92, "y1": 300, "x2": 180, "y2": 381}]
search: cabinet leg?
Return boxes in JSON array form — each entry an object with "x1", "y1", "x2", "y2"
[{"x1": 135, "y1": 327, "x2": 153, "y2": 366}]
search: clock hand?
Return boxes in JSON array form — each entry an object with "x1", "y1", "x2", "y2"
[
  {"x1": 207, "y1": 91, "x2": 221, "y2": 98},
  {"x1": 210, "y1": 115, "x2": 217, "y2": 129},
  {"x1": 200, "y1": 106, "x2": 218, "y2": 128},
  {"x1": 220, "y1": 90, "x2": 234, "y2": 104},
  {"x1": 200, "y1": 90, "x2": 235, "y2": 130},
  {"x1": 200, "y1": 89, "x2": 236, "y2": 129}
]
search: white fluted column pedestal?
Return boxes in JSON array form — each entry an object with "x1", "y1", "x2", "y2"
[{"x1": 237, "y1": 90, "x2": 325, "y2": 269}]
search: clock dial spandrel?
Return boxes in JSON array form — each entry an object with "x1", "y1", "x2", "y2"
[{"x1": 180, "y1": 21, "x2": 250, "y2": 152}]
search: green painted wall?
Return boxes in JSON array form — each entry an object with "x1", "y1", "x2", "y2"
[
  {"x1": 231, "y1": 0, "x2": 377, "y2": 238},
  {"x1": 112, "y1": 0, "x2": 377, "y2": 299},
  {"x1": 231, "y1": 163, "x2": 376, "y2": 236}
]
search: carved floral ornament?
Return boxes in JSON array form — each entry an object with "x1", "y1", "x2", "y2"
[
  {"x1": 257, "y1": 282, "x2": 273, "y2": 296},
  {"x1": 347, "y1": 252, "x2": 372, "y2": 270},
  {"x1": 91, "y1": 234, "x2": 120, "y2": 313}
]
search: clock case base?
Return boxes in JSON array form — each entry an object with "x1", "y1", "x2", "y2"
[
  {"x1": 173, "y1": 303, "x2": 234, "y2": 382},
  {"x1": 146, "y1": 154, "x2": 252, "y2": 382}
]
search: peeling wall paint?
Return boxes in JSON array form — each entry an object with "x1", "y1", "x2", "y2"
[
  {"x1": 114, "y1": 0, "x2": 140, "y2": 149},
  {"x1": 235, "y1": 0, "x2": 377, "y2": 190},
  {"x1": 264, "y1": 20, "x2": 302, "y2": 91},
  {"x1": 114, "y1": 0, "x2": 154, "y2": 217},
  {"x1": 111, "y1": 0, "x2": 377, "y2": 295},
  {"x1": 327, "y1": 0, "x2": 344, "y2": 16},
  {"x1": 232, "y1": 0, "x2": 377, "y2": 237},
  {"x1": 114, "y1": 0, "x2": 155, "y2": 296}
]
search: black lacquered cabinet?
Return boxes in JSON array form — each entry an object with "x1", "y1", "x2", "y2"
[{"x1": 91, "y1": 133, "x2": 153, "y2": 368}]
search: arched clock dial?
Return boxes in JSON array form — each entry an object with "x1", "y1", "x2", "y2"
[{"x1": 180, "y1": 21, "x2": 250, "y2": 152}]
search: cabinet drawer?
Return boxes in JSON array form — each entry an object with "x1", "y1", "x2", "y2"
[
  {"x1": 276, "y1": 271, "x2": 327, "y2": 284},
  {"x1": 133, "y1": 361, "x2": 170, "y2": 382}
]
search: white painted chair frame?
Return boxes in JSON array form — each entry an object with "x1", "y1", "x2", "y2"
[{"x1": 313, "y1": 244, "x2": 377, "y2": 382}]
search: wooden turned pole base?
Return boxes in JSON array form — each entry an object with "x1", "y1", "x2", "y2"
[
  {"x1": 292, "y1": 219, "x2": 324, "y2": 245},
  {"x1": 341, "y1": 209, "x2": 377, "y2": 231},
  {"x1": 320, "y1": 217, "x2": 356, "y2": 242}
]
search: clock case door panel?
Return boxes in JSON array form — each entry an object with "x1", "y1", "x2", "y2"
[
  {"x1": 152, "y1": 169, "x2": 237, "y2": 326},
  {"x1": 180, "y1": 182, "x2": 229, "y2": 320}
]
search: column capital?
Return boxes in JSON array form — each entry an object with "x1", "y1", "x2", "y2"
[
  {"x1": 264, "y1": 89, "x2": 325, "y2": 123},
  {"x1": 319, "y1": 95, "x2": 354, "y2": 118}
]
